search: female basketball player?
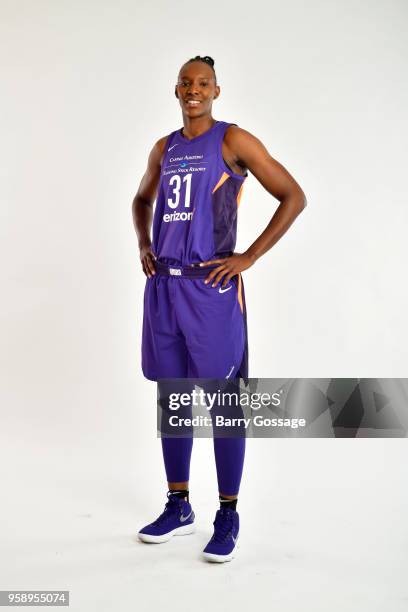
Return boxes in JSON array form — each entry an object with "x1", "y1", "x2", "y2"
[{"x1": 132, "y1": 55, "x2": 306, "y2": 562}]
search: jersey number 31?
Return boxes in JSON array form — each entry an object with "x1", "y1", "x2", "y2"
[{"x1": 167, "y1": 173, "x2": 192, "y2": 209}]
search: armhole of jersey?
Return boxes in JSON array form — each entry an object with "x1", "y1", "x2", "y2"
[
  {"x1": 217, "y1": 122, "x2": 248, "y2": 180},
  {"x1": 160, "y1": 132, "x2": 175, "y2": 167}
]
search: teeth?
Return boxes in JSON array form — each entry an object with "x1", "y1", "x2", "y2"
[{"x1": 187, "y1": 100, "x2": 200, "y2": 105}]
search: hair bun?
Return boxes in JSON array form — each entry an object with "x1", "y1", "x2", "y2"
[
  {"x1": 193, "y1": 54, "x2": 214, "y2": 67},
  {"x1": 202, "y1": 55, "x2": 214, "y2": 67}
]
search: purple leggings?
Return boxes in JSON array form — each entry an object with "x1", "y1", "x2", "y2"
[
  {"x1": 159, "y1": 380, "x2": 246, "y2": 497},
  {"x1": 161, "y1": 437, "x2": 245, "y2": 497}
]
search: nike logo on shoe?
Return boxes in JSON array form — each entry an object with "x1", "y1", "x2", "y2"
[
  {"x1": 180, "y1": 510, "x2": 193, "y2": 522},
  {"x1": 219, "y1": 285, "x2": 232, "y2": 294}
]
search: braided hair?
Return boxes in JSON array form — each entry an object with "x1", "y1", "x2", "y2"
[{"x1": 185, "y1": 55, "x2": 217, "y2": 84}]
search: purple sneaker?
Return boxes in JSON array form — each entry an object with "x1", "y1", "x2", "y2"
[
  {"x1": 203, "y1": 507, "x2": 239, "y2": 562},
  {"x1": 138, "y1": 492, "x2": 195, "y2": 543}
]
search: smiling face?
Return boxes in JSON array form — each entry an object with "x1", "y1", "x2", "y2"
[{"x1": 175, "y1": 61, "x2": 220, "y2": 118}]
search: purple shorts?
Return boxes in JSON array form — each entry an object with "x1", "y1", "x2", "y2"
[{"x1": 141, "y1": 261, "x2": 248, "y2": 382}]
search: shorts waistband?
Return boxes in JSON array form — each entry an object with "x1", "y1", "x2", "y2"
[{"x1": 154, "y1": 261, "x2": 220, "y2": 278}]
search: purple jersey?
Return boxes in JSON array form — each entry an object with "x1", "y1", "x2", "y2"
[
  {"x1": 142, "y1": 120, "x2": 249, "y2": 384},
  {"x1": 152, "y1": 120, "x2": 247, "y2": 266}
]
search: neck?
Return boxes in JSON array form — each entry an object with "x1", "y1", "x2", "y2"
[{"x1": 181, "y1": 115, "x2": 217, "y2": 140}]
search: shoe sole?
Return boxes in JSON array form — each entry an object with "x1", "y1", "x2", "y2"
[
  {"x1": 138, "y1": 522, "x2": 195, "y2": 544},
  {"x1": 202, "y1": 539, "x2": 239, "y2": 563},
  {"x1": 202, "y1": 551, "x2": 235, "y2": 563}
]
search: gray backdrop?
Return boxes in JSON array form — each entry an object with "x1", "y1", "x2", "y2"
[{"x1": 1, "y1": 1, "x2": 407, "y2": 611}]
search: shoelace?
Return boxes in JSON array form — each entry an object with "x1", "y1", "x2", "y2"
[
  {"x1": 151, "y1": 494, "x2": 183, "y2": 527},
  {"x1": 211, "y1": 509, "x2": 235, "y2": 543}
]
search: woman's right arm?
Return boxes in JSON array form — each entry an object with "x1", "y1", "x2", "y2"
[{"x1": 131, "y1": 136, "x2": 167, "y2": 277}]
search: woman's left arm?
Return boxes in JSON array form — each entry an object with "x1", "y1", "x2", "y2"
[{"x1": 200, "y1": 126, "x2": 307, "y2": 288}]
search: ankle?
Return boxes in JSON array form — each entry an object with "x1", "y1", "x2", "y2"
[
  {"x1": 168, "y1": 489, "x2": 189, "y2": 503},
  {"x1": 219, "y1": 495, "x2": 237, "y2": 511}
]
